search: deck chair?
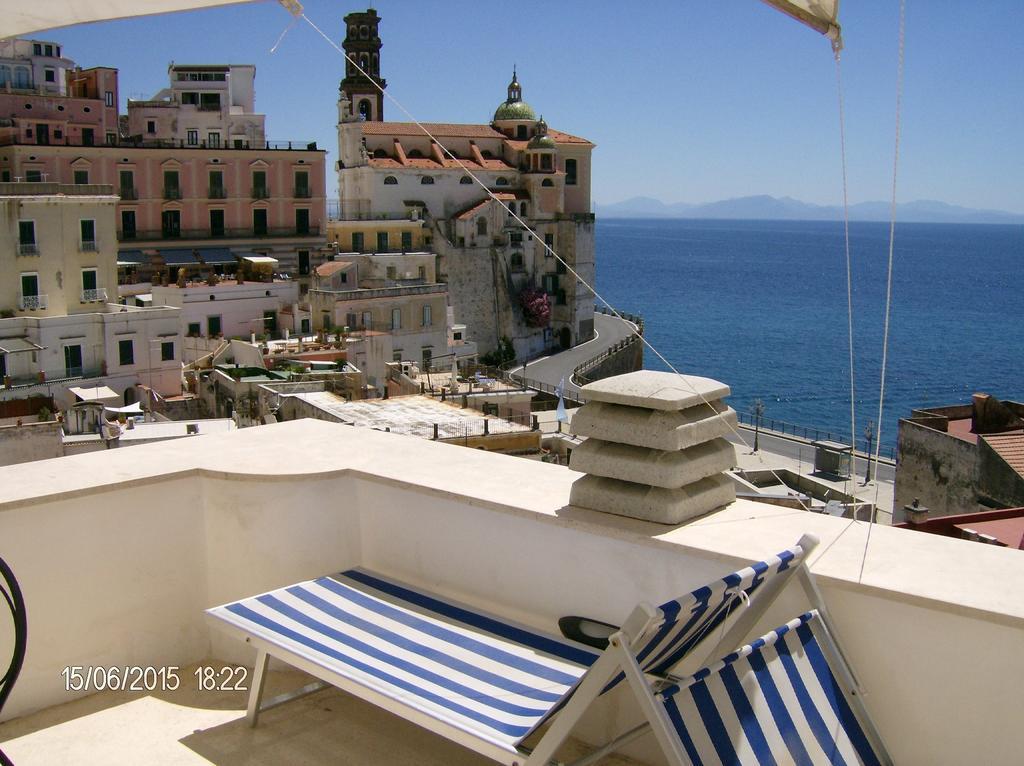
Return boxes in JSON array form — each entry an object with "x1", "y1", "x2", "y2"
[
  {"x1": 654, "y1": 610, "x2": 891, "y2": 765},
  {"x1": 205, "y1": 534, "x2": 867, "y2": 765}
]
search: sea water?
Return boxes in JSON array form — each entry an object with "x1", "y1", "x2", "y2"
[{"x1": 594, "y1": 218, "x2": 1024, "y2": 451}]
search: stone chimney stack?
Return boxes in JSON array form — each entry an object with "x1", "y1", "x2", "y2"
[
  {"x1": 568, "y1": 371, "x2": 738, "y2": 524},
  {"x1": 904, "y1": 498, "x2": 929, "y2": 525}
]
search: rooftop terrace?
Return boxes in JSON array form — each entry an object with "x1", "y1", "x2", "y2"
[{"x1": 0, "y1": 419, "x2": 1022, "y2": 763}]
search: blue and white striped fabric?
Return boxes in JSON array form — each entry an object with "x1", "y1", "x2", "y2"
[
  {"x1": 633, "y1": 543, "x2": 808, "y2": 678},
  {"x1": 659, "y1": 611, "x2": 883, "y2": 766},
  {"x1": 208, "y1": 568, "x2": 601, "y2": 752}
]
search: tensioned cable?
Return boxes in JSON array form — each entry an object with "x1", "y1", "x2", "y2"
[
  {"x1": 289, "y1": 9, "x2": 820, "y2": 513},
  {"x1": 832, "y1": 40, "x2": 859, "y2": 513},
  {"x1": 859, "y1": 0, "x2": 906, "y2": 583}
]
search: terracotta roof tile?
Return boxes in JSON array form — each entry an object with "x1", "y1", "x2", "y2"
[
  {"x1": 358, "y1": 121, "x2": 593, "y2": 145},
  {"x1": 316, "y1": 261, "x2": 351, "y2": 277},
  {"x1": 367, "y1": 157, "x2": 515, "y2": 172},
  {"x1": 361, "y1": 122, "x2": 505, "y2": 139},
  {"x1": 983, "y1": 432, "x2": 1024, "y2": 476},
  {"x1": 454, "y1": 194, "x2": 519, "y2": 220}
]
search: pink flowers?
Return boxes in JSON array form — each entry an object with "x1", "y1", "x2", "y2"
[{"x1": 519, "y1": 286, "x2": 551, "y2": 327}]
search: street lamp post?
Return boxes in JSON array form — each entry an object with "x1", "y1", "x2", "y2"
[
  {"x1": 863, "y1": 420, "x2": 876, "y2": 484},
  {"x1": 751, "y1": 398, "x2": 765, "y2": 453}
]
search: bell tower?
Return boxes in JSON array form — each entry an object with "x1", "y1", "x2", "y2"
[{"x1": 340, "y1": 8, "x2": 386, "y2": 122}]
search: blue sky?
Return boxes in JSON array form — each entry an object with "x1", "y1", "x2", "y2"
[{"x1": 41, "y1": 0, "x2": 1024, "y2": 212}]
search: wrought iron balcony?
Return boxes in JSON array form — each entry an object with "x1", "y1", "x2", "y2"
[
  {"x1": 163, "y1": 188, "x2": 182, "y2": 200},
  {"x1": 251, "y1": 187, "x2": 270, "y2": 200},
  {"x1": 80, "y1": 240, "x2": 98, "y2": 252},
  {"x1": 129, "y1": 226, "x2": 322, "y2": 241},
  {"x1": 17, "y1": 243, "x2": 39, "y2": 256},
  {"x1": 119, "y1": 187, "x2": 138, "y2": 200},
  {"x1": 294, "y1": 187, "x2": 312, "y2": 199},
  {"x1": 208, "y1": 187, "x2": 227, "y2": 199},
  {"x1": 81, "y1": 288, "x2": 108, "y2": 303},
  {"x1": 18, "y1": 294, "x2": 47, "y2": 310}
]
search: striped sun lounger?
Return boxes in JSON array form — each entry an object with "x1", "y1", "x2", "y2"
[
  {"x1": 659, "y1": 611, "x2": 887, "y2": 766},
  {"x1": 206, "y1": 535, "x2": 889, "y2": 765}
]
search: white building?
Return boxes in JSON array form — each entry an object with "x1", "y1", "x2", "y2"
[
  {"x1": 151, "y1": 273, "x2": 301, "y2": 341},
  {"x1": 0, "y1": 182, "x2": 182, "y2": 408},
  {"x1": 311, "y1": 252, "x2": 449, "y2": 368},
  {"x1": 0, "y1": 38, "x2": 75, "y2": 95},
  {"x1": 127, "y1": 64, "x2": 265, "y2": 149}
]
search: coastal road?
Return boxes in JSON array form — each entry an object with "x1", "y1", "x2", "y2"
[
  {"x1": 510, "y1": 312, "x2": 639, "y2": 398},
  {"x1": 729, "y1": 426, "x2": 896, "y2": 484}
]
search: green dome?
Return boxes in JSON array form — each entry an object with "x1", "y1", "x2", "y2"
[
  {"x1": 527, "y1": 133, "x2": 556, "y2": 150},
  {"x1": 493, "y1": 100, "x2": 537, "y2": 122}
]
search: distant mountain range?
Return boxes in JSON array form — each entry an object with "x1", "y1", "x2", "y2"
[{"x1": 594, "y1": 195, "x2": 1024, "y2": 224}]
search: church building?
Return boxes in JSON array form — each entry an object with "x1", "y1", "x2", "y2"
[{"x1": 330, "y1": 9, "x2": 596, "y2": 359}]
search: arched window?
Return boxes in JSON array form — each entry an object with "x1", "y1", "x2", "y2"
[
  {"x1": 14, "y1": 67, "x2": 30, "y2": 88},
  {"x1": 481, "y1": 150, "x2": 493, "y2": 159},
  {"x1": 373, "y1": 148, "x2": 387, "y2": 158},
  {"x1": 510, "y1": 252, "x2": 524, "y2": 270},
  {"x1": 383, "y1": 176, "x2": 398, "y2": 185},
  {"x1": 476, "y1": 217, "x2": 488, "y2": 236},
  {"x1": 372, "y1": 53, "x2": 379, "y2": 74},
  {"x1": 358, "y1": 99, "x2": 372, "y2": 120},
  {"x1": 459, "y1": 176, "x2": 473, "y2": 185},
  {"x1": 542, "y1": 179, "x2": 554, "y2": 187},
  {"x1": 420, "y1": 176, "x2": 434, "y2": 185},
  {"x1": 520, "y1": 202, "x2": 528, "y2": 216},
  {"x1": 359, "y1": 53, "x2": 369, "y2": 71},
  {"x1": 349, "y1": 25, "x2": 357, "y2": 39},
  {"x1": 0, "y1": 66, "x2": 10, "y2": 87},
  {"x1": 359, "y1": 25, "x2": 369, "y2": 39},
  {"x1": 407, "y1": 149, "x2": 424, "y2": 158},
  {"x1": 540, "y1": 154, "x2": 553, "y2": 171},
  {"x1": 495, "y1": 177, "x2": 509, "y2": 186},
  {"x1": 516, "y1": 125, "x2": 527, "y2": 140}
]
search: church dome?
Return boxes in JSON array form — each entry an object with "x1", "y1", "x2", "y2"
[
  {"x1": 494, "y1": 99, "x2": 537, "y2": 122},
  {"x1": 493, "y1": 68, "x2": 537, "y2": 123},
  {"x1": 527, "y1": 116, "x2": 555, "y2": 149}
]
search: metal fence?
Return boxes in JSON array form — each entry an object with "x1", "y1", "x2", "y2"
[{"x1": 736, "y1": 410, "x2": 896, "y2": 461}]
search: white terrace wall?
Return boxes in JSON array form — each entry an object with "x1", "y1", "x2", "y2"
[{"x1": 0, "y1": 421, "x2": 1022, "y2": 765}]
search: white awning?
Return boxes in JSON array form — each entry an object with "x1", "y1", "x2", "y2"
[
  {"x1": 4, "y1": 0, "x2": 264, "y2": 38},
  {"x1": 243, "y1": 256, "x2": 279, "y2": 265},
  {"x1": 0, "y1": 337, "x2": 43, "y2": 354},
  {"x1": 69, "y1": 385, "x2": 120, "y2": 403},
  {"x1": 105, "y1": 402, "x2": 144, "y2": 414}
]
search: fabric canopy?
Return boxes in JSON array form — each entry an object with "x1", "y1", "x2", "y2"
[
  {"x1": 759, "y1": 0, "x2": 842, "y2": 46},
  {"x1": 196, "y1": 248, "x2": 237, "y2": 265},
  {"x1": 3, "y1": 0, "x2": 263, "y2": 38},
  {"x1": 0, "y1": 337, "x2": 44, "y2": 354},
  {"x1": 69, "y1": 385, "x2": 119, "y2": 402},
  {"x1": 117, "y1": 249, "x2": 145, "y2": 266}
]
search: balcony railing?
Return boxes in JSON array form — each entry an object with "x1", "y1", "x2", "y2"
[
  {"x1": 130, "y1": 226, "x2": 321, "y2": 240},
  {"x1": 17, "y1": 242, "x2": 39, "y2": 256},
  {"x1": 119, "y1": 187, "x2": 138, "y2": 200},
  {"x1": 18, "y1": 294, "x2": 47, "y2": 310},
  {"x1": 80, "y1": 239, "x2": 98, "y2": 252},
  {"x1": 121, "y1": 229, "x2": 137, "y2": 240},
  {"x1": 251, "y1": 187, "x2": 270, "y2": 200},
  {"x1": 294, "y1": 187, "x2": 312, "y2": 198},
  {"x1": 81, "y1": 288, "x2": 108, "y2": 303},
  {"x1": 208, "y1": 187, "x2": 227, "y2": 199},
  {"x1": 163, "y1": 188, "x2": 182, "y2": 200},
  {"x1": 0, "y1": 134, "x2": 319, "y2": 151}
]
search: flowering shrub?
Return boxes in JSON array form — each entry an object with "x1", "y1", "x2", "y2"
[{"x1": 519, "y1": 286, "x2": 551, "y2": 327}]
